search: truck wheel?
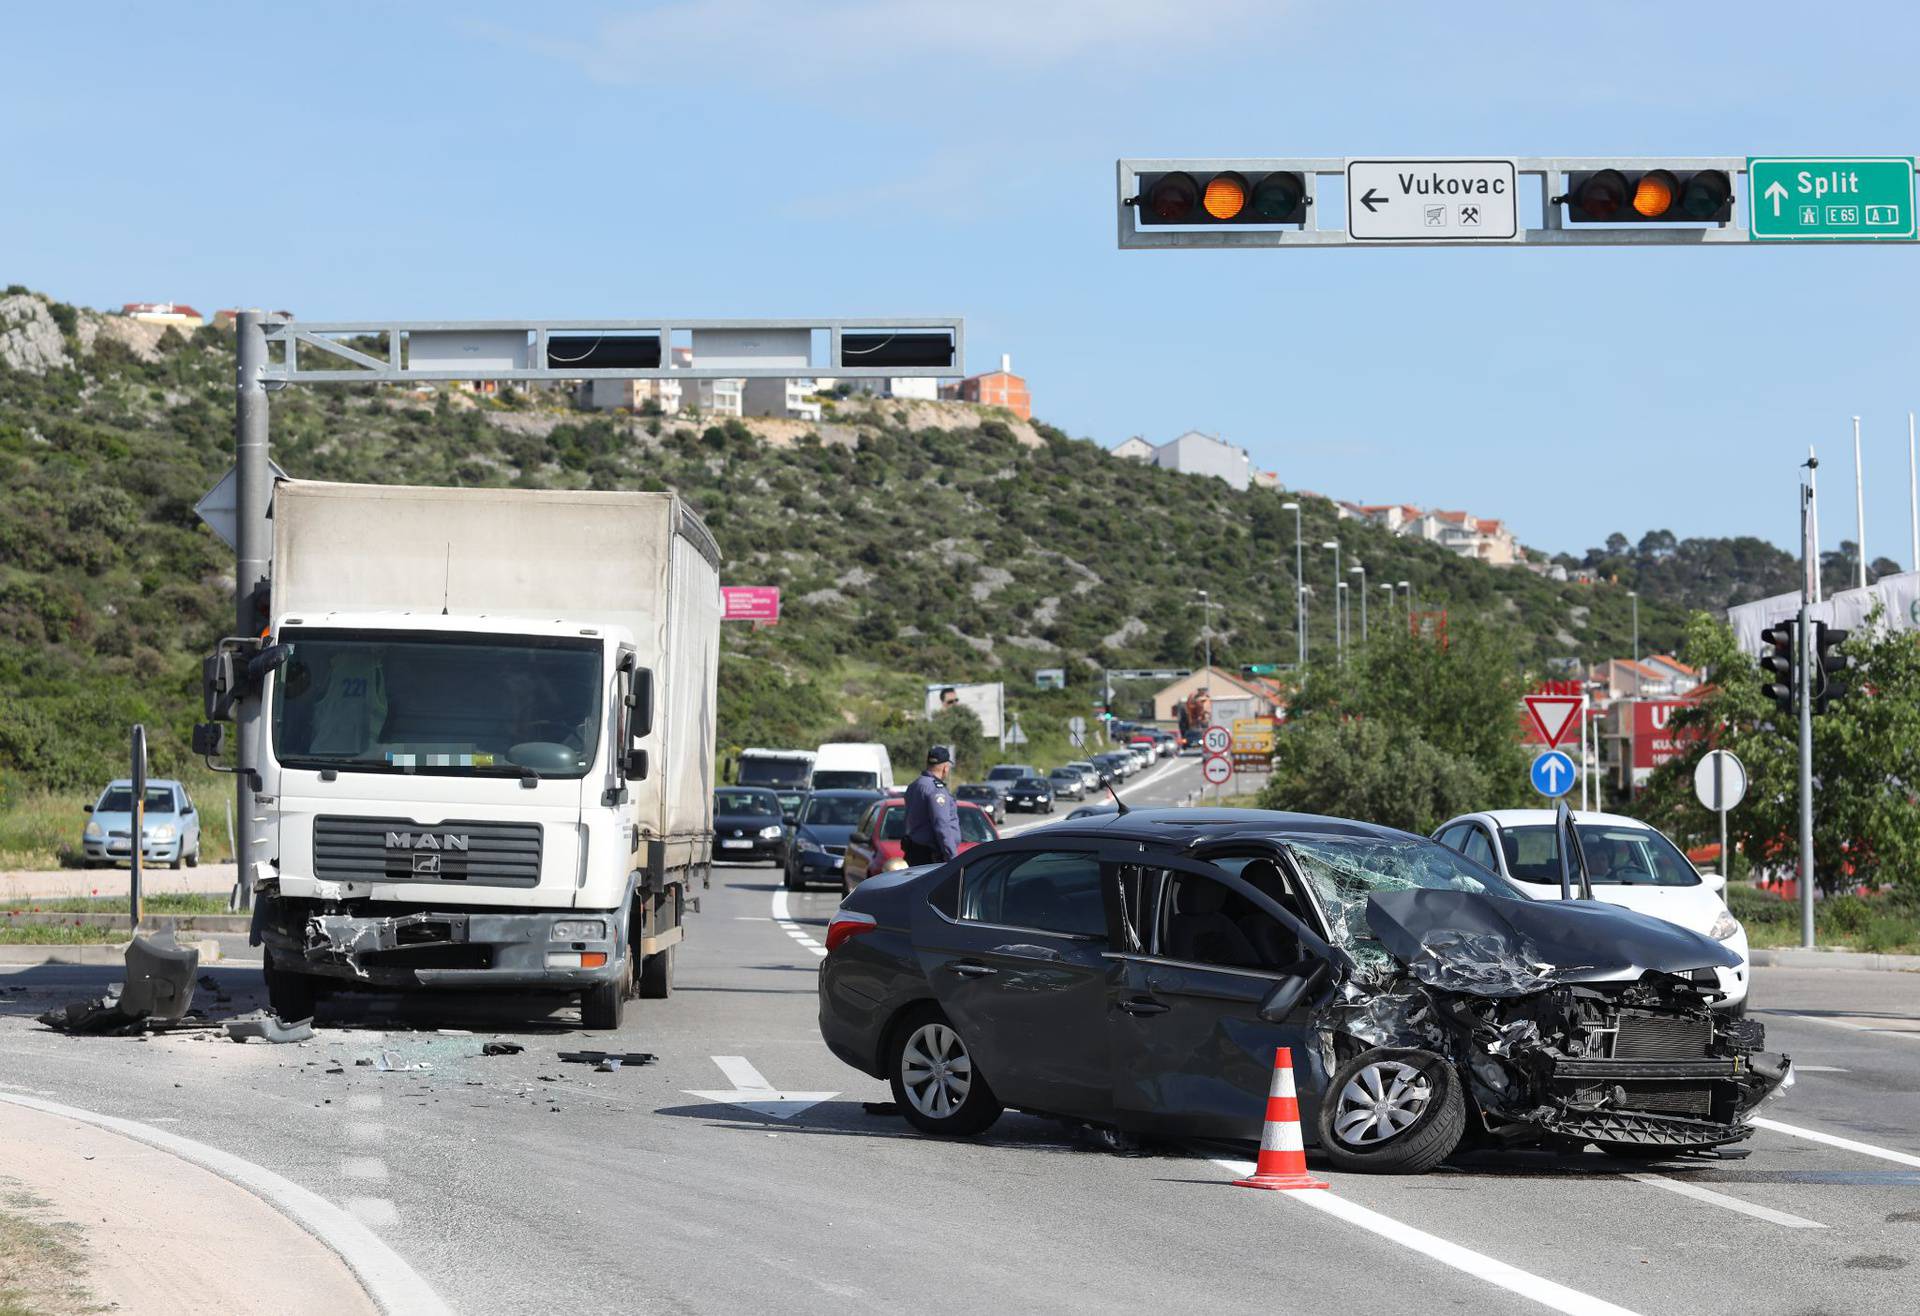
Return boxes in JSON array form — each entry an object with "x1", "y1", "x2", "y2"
[
  {"x1": 639, "y1": 945, "x2": 675, "y2": 999},
  {"x1": 262, "y1": 951, "x2": 319, "y2": 1022},
  {"x1": 581, "y1": 966, "x2": 626, "y2": 1030}
]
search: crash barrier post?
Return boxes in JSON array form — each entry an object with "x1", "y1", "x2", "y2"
[{"x1": 1233, "y1": 1047, "x2": 1329, "y2": 1191}]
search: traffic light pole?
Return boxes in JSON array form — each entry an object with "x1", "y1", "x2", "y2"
[
  {"x1": 1798, "y1": 469, "x2": 1817, "y2": 949},
  {"x1": 233, "y1": 311, "x2": 271, "y2": 913}
]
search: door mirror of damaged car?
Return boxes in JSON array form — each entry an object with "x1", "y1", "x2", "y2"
[{"x1": 1257, "y1": 962, "x2": 1330, "y2": 1023}]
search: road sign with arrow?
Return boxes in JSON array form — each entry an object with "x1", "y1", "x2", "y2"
[
  {"x1": 1529, "y1": 749, "x2": 1575, "y2": 799},
  {"x1": 1346, "y1": 158, "x2": 1518, "y2": 241},
  {"x1": 1748, "y1": 157, "x2": 1914, "y2": 241}
]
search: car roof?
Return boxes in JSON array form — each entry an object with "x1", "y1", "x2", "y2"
[
  {"x1": 992, "y1": 807, "x2": 1422, "y2": 847},
  {"x1": 1459, "y1": 809, "x2": 1655, "y2": 831},
  {"x1": 103, "y1": 779, "x2": 183, "y2": 790},
  {"x1": 804, "y1": 787, "x2": 883, "y2": 798}
]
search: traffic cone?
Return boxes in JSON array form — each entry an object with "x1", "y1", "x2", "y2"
[{"x1": 1234, "y1": 1046, "x2": 1330, "y2": 1191}]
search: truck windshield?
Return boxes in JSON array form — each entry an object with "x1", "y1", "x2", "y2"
[{"x1": 271, "y1": 629, "x2": 603, "y2": 779}]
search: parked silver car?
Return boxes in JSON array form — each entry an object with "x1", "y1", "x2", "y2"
[{"x1": 82, "y1": 779, "x2": 201, "y2": 869}]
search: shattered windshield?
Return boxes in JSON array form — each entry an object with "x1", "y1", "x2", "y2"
[{"x1": 1284, "y1": 835, "x2": 1524, "y2": 971}]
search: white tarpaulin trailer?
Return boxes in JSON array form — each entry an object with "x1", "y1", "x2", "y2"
[{"x1": 1726, "y1": 571, "x2": 1920, "y2": 653}]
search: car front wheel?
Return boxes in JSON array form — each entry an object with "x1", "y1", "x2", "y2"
[
  {"x1": 889, "y1": 1008, "x2": 1003, "y2": 1137},
  {"x1": 1317, "y1": 1048, "x2": 1464, "y2": 1175}
]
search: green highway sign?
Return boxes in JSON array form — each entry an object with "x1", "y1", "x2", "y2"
[{"x1": 1748, "y1": 157, "x2": 1915, "y2": 241}]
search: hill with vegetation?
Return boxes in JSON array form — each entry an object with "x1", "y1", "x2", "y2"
[{"x1": 3, "y1": 285, "x2": 1732, "y2": 811}]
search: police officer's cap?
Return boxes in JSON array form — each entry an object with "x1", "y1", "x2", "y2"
[{"x1": 926, "y1": 745, "x2": 953, "y2": 765}]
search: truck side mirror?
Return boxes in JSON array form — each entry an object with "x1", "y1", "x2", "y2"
[
  {"x1": 624, "y1": 747, "x2": 649, "y2": 781},
  {"x1": 192, "y1": 723, "x2": 228, "y2": 757},
  {"x1": 247, "y1": 643, "x2": 294, "y2": 683},
  {"x1": 203, "y1": 652, "x2": 236, "y2": 721},
  {"x1": 626, "y1": 669, "x2": 655, "y2": 739}
]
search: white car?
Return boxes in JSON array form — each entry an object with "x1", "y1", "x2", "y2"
[
  {"x1": 1065, "y1": 760, "x2": 1102, "y2": 792},
  {"x1": 1432, "y1": 809, "x2": 1750, "y2": 1013}
]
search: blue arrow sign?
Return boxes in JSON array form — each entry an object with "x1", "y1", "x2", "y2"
[{"x1": 1529, "y1": 750, "x2": 1575, "y2": 798}]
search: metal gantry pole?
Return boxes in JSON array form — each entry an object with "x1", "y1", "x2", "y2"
[
  {"x1": 1909, "y1": 412, "x2": 1918, "y2": 575},
  {"x1": 1798, "y1": 466, "x2": 1817, "y2": 949},
  {"x1": 1853, "y1": 415, "x2": 1868, "y2": 589},
  {"x1": 233, "y1": 312, "x2": 271, "y2": 913}
]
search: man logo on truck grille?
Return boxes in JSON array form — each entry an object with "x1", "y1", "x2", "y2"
[
  {"x1": 385, "y1": 831, "x2": 470, "y2": 851},
  {"x1": 413, "y1": 852, "x2": 441, "y2": 874}
]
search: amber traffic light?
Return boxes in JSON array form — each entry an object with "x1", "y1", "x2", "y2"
[
  {"x1": 1561, "y1": 168, "x2": 1733, "y2": 223},
  {"x1": 1135, "y1": 170, "x2": 1308, "y2": 225}
]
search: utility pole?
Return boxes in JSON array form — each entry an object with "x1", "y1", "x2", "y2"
[
  {"x1": 1853, "y1": 416, "x2": 1868, "y2": 589},
  {"x1": 1349, "y1": 563, "x2": 1368, "y2": 643},
  {"x1": 1629, "y1": 591, "x2": 1638, "y2": 668},
  {"x1": 1281, "y1": 501, "x2": 1303, "y2": 665},
  {"x1": 232, "y1": 311, "x2": 271, "y2": 912},
  {"x1": 1909, "y1": 412, "x2": 1918, "y2": 576},
  {"x1": 1808, "y1": 445, "x2": 1823, "y2": 604},
  {"x1": 1799, "y1": 457, "x2": 1818, "y2": 949}
]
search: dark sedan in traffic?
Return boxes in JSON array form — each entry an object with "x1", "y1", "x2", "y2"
[
  {"x1": 819, "y1": 808, "x2": 1789, "y2": 1172},
  {"x1": 1004, "y1": 775, "x2": 1054, "y2": 814},
  {"x1": 784, "y1": 789, "x2": 885, "y2": 889},
  {"x1": 713, "y1": 787, "x2": 789, "y2": 864}
]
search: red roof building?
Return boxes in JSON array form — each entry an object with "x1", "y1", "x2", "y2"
[{"x1": 941, "y1": 352, "x2": 1031, "y2": 420}]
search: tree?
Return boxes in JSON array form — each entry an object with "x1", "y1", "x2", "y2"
[{"x1": 1635, "y1": 611, "x2": 1920, "y2": 895}]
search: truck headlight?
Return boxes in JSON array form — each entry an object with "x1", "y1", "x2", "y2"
[
  {"x1": 147, "y1": 824, "x2": 176, "y2": 842},
  {"x1": 85, "y1": 821, "x2": 104, "y2": 839},
  {"x1": 551, "y1": 919, "x2": 607, "y2": 941},
  {"x1": 758, "y1": 825, "x2": 784, "y2": 839},
  {"x1": 1709, "y1": 909, "x2": 1741, "y2": 941}
]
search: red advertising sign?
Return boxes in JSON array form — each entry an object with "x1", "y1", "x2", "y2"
[
  {"x1": 722, "y1": 586, "x2": 781, "y2": 623},
  {"x1": 1631, "y1": 700, "x2": 1702, "y2": 771}
]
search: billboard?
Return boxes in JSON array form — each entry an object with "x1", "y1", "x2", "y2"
[
  {"x1": 1632, "y1": 699, "x2": 1702, "y2": 777},
  {"x1": 722, "y1": 586, "x2": 780, "y2": 623},
  {"x1": 926, "y1": 681, "x2": 1005, "y2": 740}
]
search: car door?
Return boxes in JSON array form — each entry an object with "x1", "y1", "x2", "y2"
[
  {"x1": 1106, "y1": 846, "x2": 1337, "y2": 1141},
  {"x1": 843, "y1": 804, "x2": 878, "y2": 883},
  {"x1": 916, "y1": 843, "x2": 1116, "y2": 1122}
]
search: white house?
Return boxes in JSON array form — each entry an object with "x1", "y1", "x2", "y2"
[
  {"x1": 1111, "y1": 430, "x2": 1252, "y2": 490},
  {"x1": 1113, "y1": 435, "x2": 1156, "y2": 462}
]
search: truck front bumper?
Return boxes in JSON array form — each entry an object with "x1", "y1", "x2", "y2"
[{"x1": 257, "y1": 902, "x2": 624, "y2": 991}]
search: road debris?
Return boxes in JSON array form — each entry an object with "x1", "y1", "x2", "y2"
[
  {"x1": 558, "y1": 1050, "x2": 655, "y2": 1068},
  {"x1": 225, "y1": 1011, "x2": 316, "y2": 1044},
  {"x1": 481, "y1": 1041, "x2": 524, "y2": 1056},
  {"x1": 35, "y1": 932, "x2": 200, "y2": 1034}
]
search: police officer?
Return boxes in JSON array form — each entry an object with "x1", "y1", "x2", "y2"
[{"x1": 902, "y1": 745, "x2": 963, "y2": 867}]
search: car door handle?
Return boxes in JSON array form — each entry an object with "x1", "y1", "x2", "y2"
[
  {"x1": 949, "y1": 962, "x2": 997, "y2": 978},
  {"x1": 1120, "y1": 997, "x2": 1169, "y2": 1016}
]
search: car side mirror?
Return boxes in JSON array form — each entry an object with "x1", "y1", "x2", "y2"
[
  {"x1": 626, "y1": 668, "x2": 655, "y2": 739},
  {"x1": 1258, "y1": 962, "x2": 1329, "y2": 1023},
  {"x1": 82, "y1": 803, "x2": 93, "y2": 813},
  {"x1": 1701, "y1": 870, "x2": 1727, "y2": 894},
  {"x1": 624, "y1": 747, "x2": 649, "y2": 780}
]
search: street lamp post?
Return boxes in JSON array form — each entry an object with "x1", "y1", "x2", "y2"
[
  {"x1": 1197, "y1": 589, "x2": 1213, "y2": 688},
  {"x1": 1321, "y1": 541, "x2": 1341, "y2": 664},
  {"x1": 1399, "y1": 580, "x2": 1412, "y2": 623},
  {"x1": 1281, "y1": 502, "x2": 1303, "y2": 666},
  {"x1": 1629, "y1": 590, "x2": 1639, "y2": 668},
  {"x1": 1349, "y1": 564, "x2": 1368, "y2": 643}
]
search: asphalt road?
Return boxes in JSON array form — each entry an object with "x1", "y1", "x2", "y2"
[{"x1": 4, "y1": 752, "x2": 1918, "y2": 1315}]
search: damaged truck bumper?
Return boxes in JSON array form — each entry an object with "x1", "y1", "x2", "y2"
[{"x1": 253, "y1": 895, "x2": 633, "y2": 991}]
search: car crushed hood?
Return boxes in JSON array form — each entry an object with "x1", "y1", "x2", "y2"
[{"x1": 1365, "y1": 889, "x2": 1739, "y2": 997}]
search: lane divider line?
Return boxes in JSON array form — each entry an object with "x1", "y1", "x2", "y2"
[
  {"x1": 1759, "y1": 1010, "x2": 1920, "y2": 1043},
  {"x1": 771, "y1": 887, "x2": 828, "y2": 958},
  {"x1": 0, "y1": 1091, "x2": 451, "y2": 1316},
  {"x1": 1627, "y1": 1172, "x2": 1825, "y2": 1229},
  {"x1": 1209, "y1": 1157, "x2": 1642, "y2": 1316},
  {"x1": 1752, "y1": 1116, "x2": 1920, "y2": 1169}
]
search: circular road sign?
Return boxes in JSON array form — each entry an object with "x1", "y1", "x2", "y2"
[
  {"x1": 1202, "y1": 725, "x2": 1232, "y2": 755},
  {"x1": 1692, "y1": 750, "x2": 1748, "y2": 813},
  {"x1": 1529, "y1": 749, "x2": 1575, "y2": 799},
  {"x1": 1202, "y1": 754, "x2": 1234, "y2": 786}
]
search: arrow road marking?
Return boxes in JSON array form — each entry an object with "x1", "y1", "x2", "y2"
[
  {"x1": 683, "y1": 1055, "x2": 839, "y2": 1121},
  {"x1": 1764, "y1": 179, "x2": 1789, "y2": 217}
]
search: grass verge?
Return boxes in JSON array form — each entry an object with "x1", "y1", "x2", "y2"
[
  {"x1": 0, "y1": 893, "x2": 230, "y2": 917},
  {"x1": 0, "y1": 768, "x2": 235, "y2": 872},
  {"x1": 0, "y1": 1189, "x2": 103, "y2": 1316},
  {"x1": 1729, "y1": 885, "x2": 1920, "y2": 956},
  {"x1": 0, "y1": 925, "x2": 126, "y2": 946}
]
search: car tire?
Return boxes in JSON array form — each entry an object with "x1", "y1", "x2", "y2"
[
  {"x1": 1316, "y1": 1047, "x2": 1465, "y2": 1175},
  {"x1": 638, "y1": 944, "x2": 674, "y2": 1000},
  {"x1": 262, "y1": 951, "x2": 319, "y2": 1023},
  {"x1": 185, "y1": 846, "x2": 199, "y2": 868},
  {"x1": 171, "y1": 853, "x2": 184, "y2": 870},
  {"x1": 888, "y1": 1007, "x2": 1003, "y2": 1138}
]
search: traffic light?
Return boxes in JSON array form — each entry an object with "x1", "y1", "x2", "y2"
[
  {"x1": 1758, "y1": 621, "x2": 1797, "y2": 716},
  {"x1": 1133, "y1": 170, "x2": 1309, "y2": 225},
  {"x1": 1559, "y1": 168, "x2": 1733, "y2": 224},
  {"x1": 1813, "y1": 622, "x2": 1852, "y2": 714}
]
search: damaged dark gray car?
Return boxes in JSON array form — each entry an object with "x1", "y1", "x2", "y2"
[{"x1": 819, "y1": 809, "x2": 1791, "y2": 1173}]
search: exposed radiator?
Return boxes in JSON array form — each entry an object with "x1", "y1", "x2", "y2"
[{"x1": 1612, "y1": 1010, "x2": 1712, "y2": 1060}]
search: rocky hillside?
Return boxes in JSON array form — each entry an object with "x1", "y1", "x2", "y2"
[{"x1": 1, "y1": 286, "x2": 1697, "y2": 793}]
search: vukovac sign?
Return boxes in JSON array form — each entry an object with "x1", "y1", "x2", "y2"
[
  {"x1": 722, "y1": 586, "x2": 780, "y2": 623},
  {"x1": 1632, "y1": 700, "x2": 1702, "y2": 771}
]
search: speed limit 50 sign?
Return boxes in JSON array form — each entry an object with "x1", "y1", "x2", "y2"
[{"x1": 1202, "y1": 725, "x2": 1231, "y2": 756}]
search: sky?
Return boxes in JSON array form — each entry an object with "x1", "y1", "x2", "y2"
[{"x1": 6, "y1": 1, "x2": 1920, "y2": 562}]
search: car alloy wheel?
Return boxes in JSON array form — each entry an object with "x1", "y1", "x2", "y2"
[
  {"x1": 1332, "y1": 1059, "x2": 1432, "y2": 1145},
  {"x1": 888, "y1": 1009, "x2": 1002, "y2": 1136}
]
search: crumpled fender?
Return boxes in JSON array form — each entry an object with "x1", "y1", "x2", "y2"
[{"x1": 1366, "y1": 888, "x2": 1737, "y2": 995}]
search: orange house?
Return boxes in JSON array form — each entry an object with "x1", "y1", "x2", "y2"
[{"x1": 942, "y1": 353, "x2": 1031, "y2": 420}]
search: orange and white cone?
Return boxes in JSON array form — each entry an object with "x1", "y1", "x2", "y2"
[{"x1": 1234, "y1": 1046, "x2": 1330, "y2": 1191}]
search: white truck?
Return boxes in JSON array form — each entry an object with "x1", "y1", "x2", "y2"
[
  {"x1": 245, "y1": 480, "x2": 720, "y2": 1029},
  {"x1": 811, "y1": 742, "x2": 895, "y2": 792}
]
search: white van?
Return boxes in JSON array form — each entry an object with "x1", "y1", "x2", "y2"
[{"x1": 812, "y1": 742, "x2": 896, "y2": 793}]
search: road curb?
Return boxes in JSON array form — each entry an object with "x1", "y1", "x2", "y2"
[
  {"x1": 0, "y1": 1092, "x2": 449, "y2": 1316},
  {"x1": 1750, "y1": 946, "x2": 1920, "y2": 973},
  {"x1": 0, "y1": 937, "x2": 222, "y2": 966}
]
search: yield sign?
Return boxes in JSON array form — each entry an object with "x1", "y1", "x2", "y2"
[{"x1": 1523, "y1": 695, "x2": 1583, "y2": 748}]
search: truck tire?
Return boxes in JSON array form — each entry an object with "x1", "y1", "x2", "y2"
[
  {"x1": 262, "y1": 951, "x2": 319, "y2": 1022},
  {"x1": 639, "y1": 945, "x2": 675, "y2": 999},
  {"x1": 581, "y1": 965, "x2": 626, "y2": 1030}
]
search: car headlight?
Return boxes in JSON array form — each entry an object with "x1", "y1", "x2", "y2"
[
  {"x1": 147, "y1": 824, "x2": 175, "y2": 842},
  {"x1": 758, "y1": 824, "x2": 784, "y2": 839},
  {"x1": 1709, "y1": 909, "x2": 1741, "y2": 941},
  {"x1": 551, "y1": 919, "x2": 607, "y2": 941},
  {"x1": 796, "y1": 836, "x2": 825, "y2": 855},
  {"x1": 85, "y1": 821, "x2": 104, "y2": 839}
]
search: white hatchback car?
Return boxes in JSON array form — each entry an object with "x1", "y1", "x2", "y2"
[{"x1": 1432, "y1": 809, "x2": 1749, "y2": 1013}]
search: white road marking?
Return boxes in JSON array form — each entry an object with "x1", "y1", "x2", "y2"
[
  {"x1": 1793, "y1": 1065, "x2": 1849, "y2": 1073},
  {"x1": 716, "y1": 1055, "x2": 775, "y2": 1091},
  {"x1": 999, "y1": 755, "x2": 1194, "y2": 835},
  {"x1": 346, "y1": 1093, "x2": 384, "y2": 1112},
  {"x1": 347, "y1": 1197, "x2": 399, "y2": 1227},
  {"x1": 1752, "y1": 1117, "x2": 1920, "y2": 1169},
  {"x1": 1210, "y1": 1157, "x2": 1642, "y2": 1316},
  {"x1": 770, "y1": 887, "x2": 828, "y2": 957},
  {"x1": 0, "y1": 1091, "x2": 450, "y2": 1315},
  {"x1": 347, "y1": 1123, "x2": 386, "y2": 1146},
  {"x1": 1761, "y1": 1010, "x2": 1920, "y2": 1042},
  {"x1": 684, "y1": 1055, "x2": 839, "y2": 1119},
  {"x1": 341, "y1": 1157, "x2": 389, "y2": 1181},
  {"x1": 1627, "y1": 1172, "x2": 1825, "y2": 1229}
]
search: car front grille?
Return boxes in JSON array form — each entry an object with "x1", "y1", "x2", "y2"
[
  {"x1": 1612, "y1": 1010, "x2": 1712, "y2": 1060},
  {"x1": 312, "y1": 816, "x2": 543, "y2": 888},
  {"x1": 1618, "y1": 1084, "x2": 1714, "y2": 1116}
]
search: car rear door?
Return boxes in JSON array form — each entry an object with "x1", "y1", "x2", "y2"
[
  {"x1": 1106, "y1": 846, "x2": 1337, "y2": 1140},
  {"x1": 917, "y1": 842, "x2": 1115, "y2": 1122}
]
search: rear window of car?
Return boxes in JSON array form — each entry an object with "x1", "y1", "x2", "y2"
[{"x1": 960, "y1": 850, "x2": 1104, "y2": 937}]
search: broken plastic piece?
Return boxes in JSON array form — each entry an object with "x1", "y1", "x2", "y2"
[
  {"x1": 481, "y1": 1041, "x2": 525, "y2": 1056},
  {"x1": 224, "y1": 1011, "x2": 316, "y2": 1044},
  {"x1": 34, "y1": 933, "x2": 200, "y2": 1034},
  {"x1": 558, "y1": 1050, "x2": 655, "y2": 1067}
]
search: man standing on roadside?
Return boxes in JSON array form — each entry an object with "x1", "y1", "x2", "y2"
[{"x1": 903, "y1": 745, "x2": 962, "y2": 867}]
